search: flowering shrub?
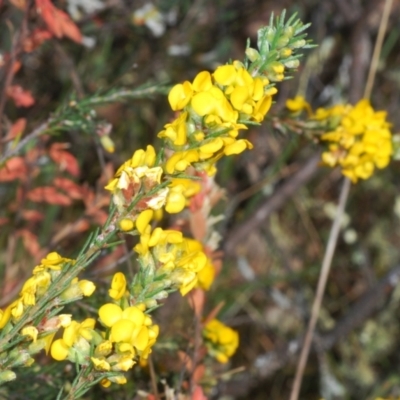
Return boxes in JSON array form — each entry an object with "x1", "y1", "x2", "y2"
[
  {"x1": 0, "y1": 3, "x2": 397, "y2": 400},
  {"x1": 286, "y1": 96, "x2": 393, "y2": 182}
]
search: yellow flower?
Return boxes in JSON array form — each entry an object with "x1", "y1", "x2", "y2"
[
  {"x1": 197, "y1": 259, "x2": 215, "y2": 290},
  {"x1": 119, "y1": 218, "x2": 135, "y2": 232},
  {"x1": 77, "y1": 280, "x2": 96, "y2": 297},
  {"x1": 21, "y1": 326, "x2": 38, "y2": 342},
  {"x1": 165, "y1": 185, "x2": 186, "y2": 214},
  {"x1": 286, "y1": 95, "x2": 312, "y2": 115},
  {"x1": 164, "y1": 150, "x2": 199, "y2": 174},
  {"x1": 108, "y1": 272, "x2": 127, "y2": 300},
  {"x1": 158, "y1": 112, "x2": 188, "y2": 146},
  {"x1": 203, "y1": 319, "x2": 239, "y2": 363},
  {"x1": 168, "y1": 81, "x2": 193, "y2": 111},
  {"x1": 91, "y1": 357, "x2": 111, "y2": 371},
  {"x1": 318, "y1": 99, "x2": 393, "y2": 182}
]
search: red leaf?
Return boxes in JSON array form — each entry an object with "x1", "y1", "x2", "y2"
[
  {"x1": 3, "y1": 118, "x2": 26, "y2": 142},
  {"x1": 187, "y1": 288, "x2": 205, "y2": 318},
  {"x1": 35, "y1": 0, "x2": 82, "y2": 43},
  {"x1": 49, "y1": 143, "x2": 80, "y2": 177},
  {"x1": 0, "y1": 217, "x2": 10, "y2": 226},
  {"x1": 55, "y1": 8, "x2": 83, "y2": 43},
  {"x1": 192, "y1": 385, "x2": 207, "y2": 400},
  {"x1": 27, "y1": 186, "x2": 72, "y2": 206},
  {"x1": 21, "y1": 210, "x2": 44, "y2": 222},
  {"x1": 0, "y1": 157, "x2": 27, "y2": 181},
  {"x1": 6, "y1": 85, "x2": 35, "y2": 107},
  {"x1": 17, "y1": 229, "x2": 41, "y2": 258},
  {"x1": 54, "y1": 177, "x2": 83, "y2": 199},
  {"x1": 23, "y1": 28, "x2": 53, "y2": 52}
]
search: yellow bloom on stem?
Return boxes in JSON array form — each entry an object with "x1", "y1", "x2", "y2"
[
  {"x1": 91, "y1": 357, "x2": 111, "y2": 371},
  {"x1": 108, "y1": 272, "x2": 127, "y2": 300},
  {"x1": 203, "y1": 319, "x2": 239, "y2": 363},
  {"x1": 119, "y1": 218, "x2": 135, "y2": 232},
  {"x1": 21, "y1": 326, "x2": 38, "y2": 342},
  {"x1": 168, "y1": 81, "x2": 193, "y2": 111},
  {"x1": 318, "y1": 99, "x2": 393, "y2": 182},
  {"x1": 165, "y1": 184, "x2": 186, "y2": 214},
  {"x1": 197, "y1": 259, "x2": 215, "y2": 291},
  {"x1": 158, "y1": 112, "x2": 188, "y2": 146},
  {"x1": 286, "y1": 95, "x2": 312, "y2": 115},
  {"x1": 77, "y1": 280, "x2": 96, "y2": 297},
  {"x1": 164, "y1": 149, "x2": 199, "y2": 174}
]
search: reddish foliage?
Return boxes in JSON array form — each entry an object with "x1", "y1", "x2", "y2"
[
  {"x1": 54, "y1": 177, "x2": 84, "y2": 199},
  {"x1": 27, "y1": 186, "x2": 72, "y2": 206},
  {"x1": 187, "y1": 288, "x2": 205, "y2": 318},
  {"x1": 0, "y1": 157, "x2": 28, "y2": 181},
  {"x1": 21, "y1": 209, "x2": 44, "y2": 222},
  {"x1": 50, "y1": 219, "x2": 91, "y2": 244},
  {"x1": 178, "y1": 350, "x2": 193, "y2": 372},
  {"x1": 192, "y1": 385, "x2": 208, "y2": 400},
  {"x1": 0, "y1": 217, "x2": 10, "y2": 226},
  {"x1": 23, "y1": 28, "x2": 53, "y2": 52},
  {"x1": 35, "y1": 0, "x2": 82, "y2": 44},
  {"x1": 81, "y1": 186, "x2": 110, "y2": 225},
  {"x1": 6, "y1": 85, "x2": 35, "y2": 107},
  {"x1": 17, "y1": 229, "x2": 41, "y2": 259},
  {"x1": 3, "y1": 118, "x2": 26, "y2": 142},
  {"x1": 49, "y1": 143, "x2": 80, "y2": 177}
]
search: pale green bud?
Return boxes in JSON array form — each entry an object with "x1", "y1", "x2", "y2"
[
  {"x1": 245, "y1": 47, "x2": 260, "y2": 62},
  {"x1": 9, "y1": 349, "x2": 31, "y2": 367},
  {"x1": 153, "y1": 290, "x2": 169, "y2": 300},
  {"x1": 265, "y1": 27, "x2": 275, "y2": 43},
  {"x1": 284, "y1": 59, "x2": 300, "y2": 69},
  {"x1": 144, "y1": 299, "x2": 158, "y2": 309},
  {"x1": 28, "y1": 339, "x2": 47, "y2": 355},
  {"x1": 279, "y1": 47, "x2": 292, "y2": 58},
  {"x1": 276, "y1": 36, "x2": 289, "y2": 48},
  {"x1": 291, "y1": 39, "x2": 306, "y2": 49},
  {"x1": 0, "y1": 370, "x2": 16, "y2": 384},
  {"x1": 283, "y1": 26, "x2": 294, "y2": 38}
]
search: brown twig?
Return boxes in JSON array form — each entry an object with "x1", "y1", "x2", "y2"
[
  {"x1": 222, "y1": 263, "x2": 400, "y2": 397},
  {"x1": 0, "y1": 120, "x2": 50, "y2": 165},
  {"x1": 224, "y1": 153, "x2": 321, "y2": 256},
  {"x1": 289, "y1": 177, "x2": 351, "y2": 400},
  {"x1": 289, "y1": 0, "x2": 394, "y2": 397}
]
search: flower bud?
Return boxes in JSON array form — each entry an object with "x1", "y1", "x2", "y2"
[
  {"x1": 284, "y1": 59, "x2": 300, "y2": 69},
  {"x1": 245, "y1": 47, "x2": 260, "y2": 62},
  {"x1": 283, "y1": 26, "x2": 294, "y2": 38},
  {"x1": 9, "y1": 349, "x2": 31, "y2": 367},
  {"x1": 290, "y1": 39, "x2": 306, "y2": 49},
  {"x1": 153, "y1": 290, "x2": 169, "y2": 300},
  {"x1": 265, "y1": 27, "x2": 275, "y2": 43},
  {"x1": 276, "y1": 36, "x2": 289, "y2": 48},
  {"x1": 279, "y1": 48, "x2": 292, "y2": 58},
  {"x1": 144, "y1": 299, "x2": 158, "y2": 309},
  {"x1": 0, "y1": 370, "x2": 16, "y2": 384},
  {"x1": 119, "y1": 218, "x2": 135, "y2": 232}
]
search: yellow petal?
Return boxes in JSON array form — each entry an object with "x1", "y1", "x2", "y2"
[
  {"x1": 99, "y1": 303, "x2": 123, "y2": 327},
  {"x1": 136, "y1": 209, "x2": 154, "y2": 234}
]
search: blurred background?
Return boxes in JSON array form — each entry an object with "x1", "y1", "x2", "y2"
[{"x1": 2, "y1": 0, "x2": 400, "y2": 399}]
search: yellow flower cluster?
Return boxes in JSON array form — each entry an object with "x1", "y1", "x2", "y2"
[
  {"x1": 50, "y1": 272, "x2": 159, "y2": 387},
  {"x1": 134, "y1": 228, "x2": 213, "y2": 296},
  {"x1": 202, "y1": 319, "x2": 239, "y2": 363},
  {"x1": 160, "y1": 61, "x2": 276, "y2": 177},
  {"x1": 0, "y1": 252, "x2": 94, "y2": 330},
  {"x1": 286, "y1": 97, "x2": 393, "y2": 182},
  {"x1": 105, "y1": 145, "x2": 189, "y2": 215}
]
